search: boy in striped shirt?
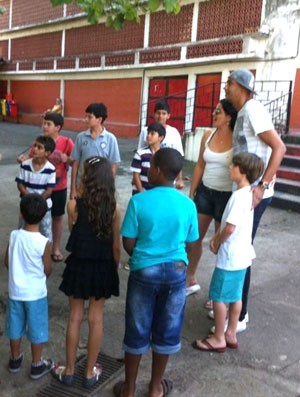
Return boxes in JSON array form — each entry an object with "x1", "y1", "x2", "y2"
[
  {"x1": 130, "y1": 122, "x2": 166, "y2": 195},
  {"x1": 16, "y1": 136, "x2": 56, "y2": 241}
]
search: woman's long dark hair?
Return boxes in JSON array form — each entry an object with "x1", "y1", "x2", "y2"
[
  {"x1": 220, "y1": 98, "x2": 238, "y2": 131},
  {"x1": 80, "y1": 157, "x2": 116, "y2": 238}
]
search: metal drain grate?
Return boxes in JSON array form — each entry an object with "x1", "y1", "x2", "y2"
[{"x1": 36, "y1": 352, "x2": 124, "y2": 397}]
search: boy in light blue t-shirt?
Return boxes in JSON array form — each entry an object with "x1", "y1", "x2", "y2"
[{"x1": 116, "y1": 148, "x2": 198, "y2": 397}]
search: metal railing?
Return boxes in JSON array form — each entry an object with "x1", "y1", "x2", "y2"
[{"x1": 140, "y1": 80, "x2": 293, "y2": 135}]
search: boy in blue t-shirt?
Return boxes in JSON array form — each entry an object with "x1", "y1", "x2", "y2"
[{"x1": 116, "y1": 148, "x2": 199, "y2": 397}]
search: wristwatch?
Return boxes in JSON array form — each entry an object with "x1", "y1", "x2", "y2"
[{"x1": 258, "y1": 180, "x2": 269, "y2": 190}]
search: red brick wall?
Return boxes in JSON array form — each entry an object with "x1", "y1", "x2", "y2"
[
  {"x1": 0, "y1": 80, "x2": 8, "y2": 98},
  {"x1": 0, "y1": 0, "x2": 10, "y2": 30},
  {"x1": 198, "y1": 0, "x2": 263, "y2": 39},
  {"x1": 11, "y1": 32, "x2": 62, "y2": 61},
  {"x1": 149, "y1": 4, "x2": 193, "y2": 46},
  {"x1": 64, "y1": 78, "x2": 142, "y2": 137},
  {"x1": 65, "y1": 19, "x2": 144, "y2": 56},
  {"x1": 187, "y1": 39, "x2": 243, "y2": 58},
  {"x1": 0, "y1": 41, "x2": 8, "y2": 59},
  {"x1": 66, "y1": 3, "x2": 83, "y2": 16},
  {"x1": 12, "y1": 0, "x2": 63, "y2": 27},
  {"x1": 10, "y1": 80, "x2": 60, "y2": 125}
]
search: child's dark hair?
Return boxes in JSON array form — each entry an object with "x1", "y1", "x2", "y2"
[
  {"x1": 85, "y1": 103, "x2": 107, "y2": 123},
  {"x1": 152, "y1": 148, "x2": 183, "y2": 181},
  {"x1": 44, "y1": 112, "x2": 64, "y2": 129},
  {"x1": 80, "y1": 157, "x2": 116, "y2": 238},
  {"x1": 147, "y1": 122, "x2": 166, "y2": 138},
  {"x1": 220, "y1": 98, "x2": 237, "y2": 131},
  {"x1": 35, "y1": 135, "x2": 55, "y2": 154},
  {"x1": 232, "y1": 152, "x2": 264, "y2": 184},
  {"x1": 154, "y1": 101, "x2": 170, "y2": 114},
  {"x1": 20, "y1": 193, "x2": 47, "y2": 225}
]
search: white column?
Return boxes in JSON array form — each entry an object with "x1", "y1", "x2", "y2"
[
  {"x1": 60, "y1": 80, "x2": 65, "y2": 115},
  {"x1": 61, "y1": 30, "x2": 65, "y2": 57},
  {"x1": 144, "y1": 12, "x2": 150, "y2": 48},
  {"x1": 185, "y1": 74, "x2": 197, "y2": 132},
  {"x1": 140, "y1": 75, "x2": 150, "y2": 128},
  {"x1": 191, "y1": 1, "x2": 199, "y2": 42}
]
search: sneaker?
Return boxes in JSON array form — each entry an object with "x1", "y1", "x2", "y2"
[
  {"x1": 210, "y1": 313, "x2": 249, "y2": 334},
  {"x1": 8, "y1": 352, "x2": 24, "y2": 373},
  {"x1": 186, "y1": 284, "x2": 201, "y2": 297},
  {"x1": 30, "y1": 358, "x2": 54, "y2": 380}
]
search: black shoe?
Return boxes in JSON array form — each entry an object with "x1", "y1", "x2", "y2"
[
  {"x1": 8, "y1": 352, "x2": 24, "y2": 373},
  {"x1": 30, "y1": 358, "x2": 54, "y2": 380}
]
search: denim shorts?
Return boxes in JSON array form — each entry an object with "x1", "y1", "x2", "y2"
[
  {"x1": 123, "y1": 262, "x2": 186, "y2": 355},
  {"x1": 209, "y1": 268, "x2": 247, "y2": 303},
  {"x1": 5, "y1": 297, "x2": 49, "y2": 344},
  {"x1": 194, "y1": 183, "x2": 232, "y2": 222}
]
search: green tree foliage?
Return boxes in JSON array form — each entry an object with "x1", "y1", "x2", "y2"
[{"x1": 51, "y1": 0, "x2": 181, "y2": 30}]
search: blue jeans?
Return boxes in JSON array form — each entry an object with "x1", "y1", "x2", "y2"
[
  {"x1": 240, "y1": 197, "x2": 272, "y2": 320},
  {"x1": 123, "y1": 262, "x2": 186, "y2": 355}
]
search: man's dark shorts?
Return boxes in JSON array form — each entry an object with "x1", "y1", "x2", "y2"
[
  {"x1": 51, "y1": 189, "x2": 67, "y2": 217},
  {"x1": 194, "y1": 182, "x2": 232, "y2": 222}
]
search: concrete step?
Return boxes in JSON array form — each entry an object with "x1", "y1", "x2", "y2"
[
  {"x1": 285, "y1": 143, "x2": 300, "y2": 157},
  {"x1": 275, "y1": 177, "x2": 300, "y2": 195},
  {"x1": 270, "y1": 190, "x2": 300, "y2": 213},
  {"x1": 282, "y1": 133, "x2": 300, "y2": 145},
  {"x1": 281, "y1": 154, "x2": 300, "y2": 168},
  {"x1": 277, "y1": 166, "x2": 300, "y2": 181}
]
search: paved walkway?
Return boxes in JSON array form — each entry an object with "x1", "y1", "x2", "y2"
[{"x1": 0, "y1": 121, "x2": 299, "y2": 397}]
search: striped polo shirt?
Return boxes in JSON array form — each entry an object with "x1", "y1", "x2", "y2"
[
  {"x1": 130, "y1": 146, "x2": 153, "y2": 193},
  {"x1": 16, "y1": 158, "x2": 56, "y2": 208}
]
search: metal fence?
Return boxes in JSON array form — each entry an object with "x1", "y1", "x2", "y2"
[{"x1": 140, "y1": 80, "x2": 292, "y2": 135}]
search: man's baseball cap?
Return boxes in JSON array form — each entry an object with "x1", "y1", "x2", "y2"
[{"x1": 228, "y1": 69, "x2": 256, "y2": 93}]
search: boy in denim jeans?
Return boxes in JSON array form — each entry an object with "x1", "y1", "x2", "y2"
[
  {"x1": 5, "y1": 194, "x2": 54, "y2": 379},
  {"x1": 116, "y1": 148, "x2": 198, "y2": 397}
]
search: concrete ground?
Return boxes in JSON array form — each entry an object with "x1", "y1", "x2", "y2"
[{"x1": 0, "y1": 121, "x2": 299, "y2": 397}]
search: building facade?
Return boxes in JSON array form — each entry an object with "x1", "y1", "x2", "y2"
[{"x1": 0, "y1": 0, "x2": 300, "y2": 136}]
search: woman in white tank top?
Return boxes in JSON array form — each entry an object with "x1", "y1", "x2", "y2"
[{"x1": 186, "y1": 99, "x2": 238, "y2": 304}]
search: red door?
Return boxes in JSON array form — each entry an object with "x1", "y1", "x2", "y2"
[
  {"x1": 193, "y1": 73, "x2": 222, "y2": 128},
  {"x1": 147, "y1": 76, "x2": 188, "y2": 135}
]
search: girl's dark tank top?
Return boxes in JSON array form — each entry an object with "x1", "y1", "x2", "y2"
[{"x1": 66, "y1": 198, "x2": 113, "y2": 260}]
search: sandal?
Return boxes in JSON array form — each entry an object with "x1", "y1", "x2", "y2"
[
  {"x1": 51, "y1": 364, "x2": 74, "y2": 386},
  {"x1": 161, "y1": 379, "x2": 174, "y2": 396},
  {"x1": 83, "y1": 363, "x2": 103, "y2": 388}
]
